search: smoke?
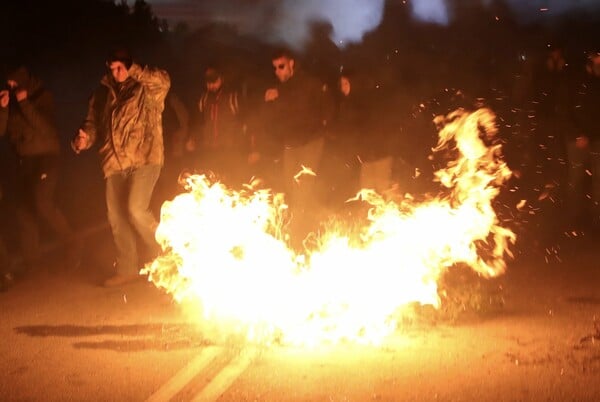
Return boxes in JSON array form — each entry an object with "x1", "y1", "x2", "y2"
[
  {"x1": 410, "y1": 0, "x2": 450, "y2": 25},
  {"x1": 408, "y1": 0, "x2": 600, "y2": 25},
  {"x1": 266, "y1": 0, "x2": 386, "y2": 49},
  {"x1": 152, "y1": 0, "x2": 600, "y2": 46},
  {"x1": 150, "y1": 0, "x2": 385, "y2": 50}
]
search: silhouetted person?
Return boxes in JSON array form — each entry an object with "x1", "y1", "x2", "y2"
[
  {"x1": 321, "y1": 71, "x2": 365, "y2": 206},
  {"x1": 72, "y1": 48, "x2": 170, "y2": 287},
  {"x1": 508, "y1": 48, "x2": 537, "y2": 178},
  {"x1": 259, "y1": 48, "x2": 333, "y2": 243},
  {"x1": 354, "y1": 79, "x2": 396, "y2": 195},
  {"x1": 533, "y1": 46, "x2": 571, "y2": 187},
  {"x1": 153, "y1": 90, "x2": 189, "y2": 210},
  {"x1": 566, "y1": 51, "x2": 600, "y2": 231},
  {"x1": 0, "y1": 181, "x2": 15, "y2": 291},
  {"x1": 526, "y1": 45, "x2": 575, "y2": 239},
  {"x1": 0, "y1": 103, "x2": 16, "y2": 288},
  {"x1": 304, "y1": 21, "x2": 342, "y2": 92},
  {"x1": 0, "y1": 66, "x2": 79, "y2": 272}
]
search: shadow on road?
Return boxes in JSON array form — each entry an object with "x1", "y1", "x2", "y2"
[{"x1": 14, "y1": 323, "x2": 211, "y2": 352}]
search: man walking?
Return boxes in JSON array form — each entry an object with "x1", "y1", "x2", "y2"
[
  {"x1": 188, "y1": 67, "x2": 245, "y2": 185},
  {"x1": 0, "y1": 66, "x2": 79, "y2": 272},
  {"x1": 72, "y1": 48, "x2": 170, "y2": 286},
  {"x1": 259, "y1": 48, "x2": 333, "y2": 243}
]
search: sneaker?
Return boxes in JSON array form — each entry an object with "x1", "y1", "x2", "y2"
[{"x1": 102, "y1": 273, "x2": 143, "y2": 287}]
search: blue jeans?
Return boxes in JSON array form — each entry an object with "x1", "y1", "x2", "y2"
[{"x1": 105, "y1": 164, "x2": 161, "y2": 275}]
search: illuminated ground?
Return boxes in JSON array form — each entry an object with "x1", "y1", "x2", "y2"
[{"x1": 0, "y1": 230, "x2": 599, "y2": 402}]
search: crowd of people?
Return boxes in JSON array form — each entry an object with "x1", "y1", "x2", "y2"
[{"x1": 1, "y1": 41, "x2": 599, "y2": 290}]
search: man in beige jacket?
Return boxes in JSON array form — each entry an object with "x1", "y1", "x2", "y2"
[{"x1": 73, "y1": 48, "x2": 170, "y2": 287}]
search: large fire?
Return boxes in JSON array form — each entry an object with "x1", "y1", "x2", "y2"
[{"x1": 142, "y1": 108, "x2": 516, "y2": 346}]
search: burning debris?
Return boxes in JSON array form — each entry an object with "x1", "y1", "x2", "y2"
[
  {"x1": 142, "y1": 108, "x2": 516, "y2": 346},
  {"x1": 580, "y1": 317, "x2": 600, "y2": 345}
]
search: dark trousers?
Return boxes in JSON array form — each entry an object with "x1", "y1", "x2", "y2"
[
  {"x1": 196, "y1": 148, "x2": 248, "y2": 187},
  {"x1": 105, "y1": 164, "x2": 161, "y2": 275},
  {"x1": 282, "y1": 137, "x2": 325, "y2": 210},
  {"x1": 282, "y1": 137, "x2": 325, "y2": 245},
  {"x1": 16, "y1": 154, "x2": 73, "y2": 264}
]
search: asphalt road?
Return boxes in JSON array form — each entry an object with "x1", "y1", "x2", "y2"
[{"x1": 1, "y1": 231, "x2": 599, "y2": 402}]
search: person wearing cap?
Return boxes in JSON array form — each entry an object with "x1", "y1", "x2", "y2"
[
  {"x1": 0, "y1": 65, "x2": 80, "y2": 273},
  {"x1": 566, "y1": 51, "x2": 600, "y2": 232},
  {"x1": 187, "y1": 67, "x2": 244, "y2": 185},
  {"x1": 72, "y1": 48, "x2": 170, "y2": 287}
]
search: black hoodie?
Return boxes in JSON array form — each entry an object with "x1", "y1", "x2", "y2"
[{"x1": 0, "y1": 66, "x2": 60, "y2": 156}]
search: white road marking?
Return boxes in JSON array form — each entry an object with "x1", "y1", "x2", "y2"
[
  {"x1": 190, "y1": 347, "x2": 258, "y2": 402},
  {"x1": 145, "y1": 346, "x2": 223, "y2": 402}
]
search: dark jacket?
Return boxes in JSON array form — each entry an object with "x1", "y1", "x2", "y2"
[
  {"x1": 80, "y1": 63, "x2": 170, "y2": 177},
  {"x1": 263, "y1": 71, "x2": 330, "y2": 150},
  {"x1": 331, "y1": 90, "x2": 364, "y2": 159},
  {"x1": 162, "y1": 92, "x2": 189, "y2": 157},
  {"x1": 352, "y1": 87, "x2": 399, "y2": 163},
  {"x1": 0, "y1": 67, "x2": 60, "y2": 157},
  {"x1": 191, "y1": 86, "x2": 242, "y2": 151}
]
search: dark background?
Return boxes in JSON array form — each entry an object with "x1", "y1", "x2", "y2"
[{"x1": 0, "y1": 0, "x2": 599, "y2": 258}]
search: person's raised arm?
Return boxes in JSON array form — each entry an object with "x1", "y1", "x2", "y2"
[{"x1": 128, "y1": 63, "x2": 171, "y2": 106}]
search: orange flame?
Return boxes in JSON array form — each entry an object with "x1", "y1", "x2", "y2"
[{"x1": 142, "y1": 108, "x2": 515, "y2": 346}]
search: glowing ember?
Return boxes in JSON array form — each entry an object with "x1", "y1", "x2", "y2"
[
  {"x1": 294, "y1": 165, "x2": 316, "y2": 182},
  {"x1": 142, "y1": 108, "x2": 516, "y2": 346}
]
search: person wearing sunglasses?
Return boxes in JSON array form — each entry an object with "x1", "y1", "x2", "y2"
[{"x1": 259, "y1": 47, "x2": 334, "y2": 246}]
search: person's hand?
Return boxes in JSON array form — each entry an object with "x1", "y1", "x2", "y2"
[
  {"x1": 0, "y1": 90, "x2": 9, "y2": 108},
  {"x1": 248, "y1": 151, "x2": 261, "y2": 165},
  {"x1": 264, "y1": 88, "x2": 279, "y2": 102},
  {"x1": 185, "y1": 137, "x2": 196, "y2": 152},
  {"x1": 575, "y1": 135, "x2": 590, "y2": 150},
  {"x1": 15, "y1": 88, "x2": 27, "y2": 102},
  {"x1": 71, "y1": 129, "x2": 90, "y2": 154}
]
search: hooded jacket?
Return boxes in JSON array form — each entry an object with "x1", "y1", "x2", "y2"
[
  {"x1": 81, "y1": 63, "x2": 170, "y2": 177},
  {"x1": 0, "y1": 66, "x2": 61, "y2": 157}
]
